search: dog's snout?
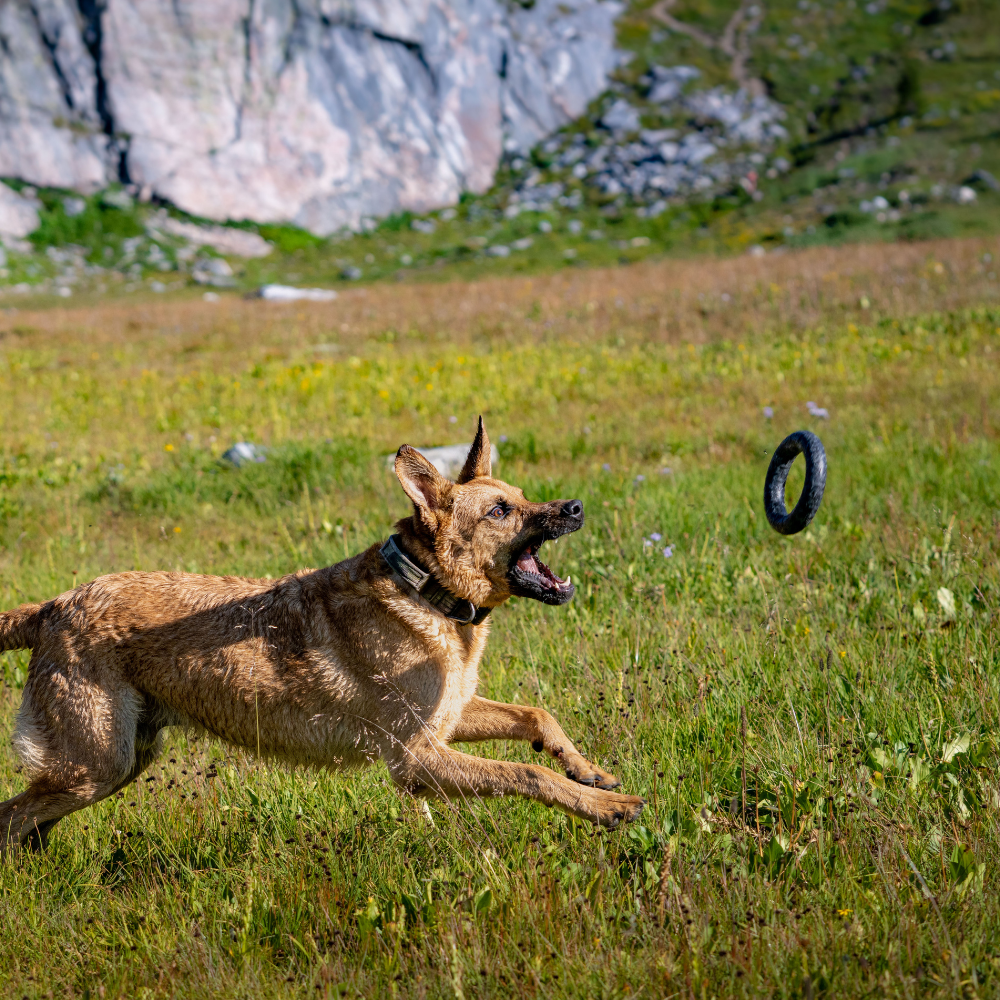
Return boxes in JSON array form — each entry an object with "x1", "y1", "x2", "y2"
[{"x1": 562, "y1": 500, "x2": 583, "y2": 519}]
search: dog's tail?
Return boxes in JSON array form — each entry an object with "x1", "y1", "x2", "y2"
[{"x1": 0, "y1": 602, "x2": 44, "y2": 652}]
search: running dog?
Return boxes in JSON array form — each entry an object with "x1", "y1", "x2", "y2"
[{"x1": 0, "y1": 418, "x2": 643, "y2": 854}]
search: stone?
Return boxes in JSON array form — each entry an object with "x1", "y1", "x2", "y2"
[
  {"x1": 222, "y1": 442, "x2": 267, "y2": 467},
  {"x1": 146, "y1": 212, "x2": 272, "y2": 257},
  {"x1": 0, "y1": 0, "x2": 622, "y2": 234},
  {"x1": 966, "y1": 168, "x2": 999, "y2": 192},
  {"x1": 192, "y1": 257, "x2": 235, "y2": 286},
  {"x1": 0, "y1": 181, "x2": 40, "y2": 243},
  {"x1": 646, "y1": 65, "x2": 700, "y2": 104},
  {"x1": 101, "y1": 189, "x2": 134, "y2": 210},
  {"x1": 601, "y1": 98, "x2": 640, "y2": 132},
  {"x1": 383, "y1": 442, "x2": 500, "y2": 480},
  {"x1": 257, "y1": 284, "x2": 337, "y2": 302}
]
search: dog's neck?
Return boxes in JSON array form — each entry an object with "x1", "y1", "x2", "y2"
[{"x1": 381, "y1": 530, "x2": 491, "y2": 627}]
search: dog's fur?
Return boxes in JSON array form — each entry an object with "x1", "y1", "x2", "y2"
[{"x1": 0, "y1": 419, "x2": 643, "y2": 855}]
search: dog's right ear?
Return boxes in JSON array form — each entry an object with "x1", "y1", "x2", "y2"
[{"x1": 395, "y1": 445, "x2": 450, "y2": 531}]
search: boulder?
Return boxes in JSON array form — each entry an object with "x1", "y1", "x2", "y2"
[
  {"x1": 384, "y1": 442, "x2": 500, "y2": 480},
  {"x1": 257, "y1": 284, "x2": 337, "y2": 302},
  {"x1": 0, "y1": 181, "x2": 40, "y2": 243},
  {"x1": 146, "y1": 212, "x2": 272, "y2": 257}
]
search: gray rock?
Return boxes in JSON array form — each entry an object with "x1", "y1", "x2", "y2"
[
  {"x1": 192, "y1": 257, "x2": 235, "y2": 286},
  {"x1": 0, "y1": 0, "x2": 622, "y2": 234},
  {"x1": 101, "y1": 189, "x2": 134, "y2": 210},
  {"x1": 384, "y1": 442, "x2": 500, "y2": 480},
  {"x1": 0, "y1": 181, "x2": 40, "y2": 242},
  {"x1": 63, "y1": 196, "x2": 87, "y2": 217},
  {"x1": 601, "y1": 98, "x2": 640, "y2": 132},
  {"x1": 967, "y1": 169, "x2": 1000, "y2": 192},
  {"x1": 222, "y1": 441, "x2": 267, "y2": 467},
  {"x1": 646, "y1": 65, "x2": 700, "y2": 104}
]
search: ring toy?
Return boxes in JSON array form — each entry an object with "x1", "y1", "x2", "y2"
[{"x1": 764, "y1": 431, "x2": 827, "y2": 535}]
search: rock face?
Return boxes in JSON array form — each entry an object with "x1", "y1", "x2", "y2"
[{"x1": 0, "y1": 0, "x2": 622, "y2": 234}]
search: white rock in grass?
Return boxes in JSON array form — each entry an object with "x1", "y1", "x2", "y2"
[
  {"x1": 222, "y1": 442, "x2": 267, "y2": 467},
  {"x1": 384, "y1": 443, "x2": 500, "y2": 480},
  {"x1": 936, "y1": 587, "x2": 956, "y2": 620},
  {"x1": 257, "y1": 284, "x2": 337, "y2": 302}
]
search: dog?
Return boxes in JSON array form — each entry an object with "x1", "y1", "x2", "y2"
[{"x1": 0, "y1": 418, "x2": 643, "y2": 854}]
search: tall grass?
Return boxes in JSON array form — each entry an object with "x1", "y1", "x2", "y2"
[{"x1": 1, "y1": 241, "x2": 998, "y2": 998}]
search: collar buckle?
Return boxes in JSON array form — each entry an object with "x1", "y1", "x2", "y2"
[{"x1": 380, "y1": 535, "x2": 489, "y2": 627}]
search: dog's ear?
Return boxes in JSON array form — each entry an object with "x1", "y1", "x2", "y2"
[
  {"x1": 395, "y1": 445, "x2": 451, "y2": 529},
  {"x1": 457, "y1": 416, "x2": 492, "y2": 484}
]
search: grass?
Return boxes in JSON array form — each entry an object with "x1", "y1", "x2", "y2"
[{"x1": 1, "y1": 236, "x2": 999, "y2": 998}]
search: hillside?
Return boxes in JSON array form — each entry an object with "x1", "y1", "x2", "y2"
[{"x1": 0, "y1": 0, "x2": 997, "y2": 301}]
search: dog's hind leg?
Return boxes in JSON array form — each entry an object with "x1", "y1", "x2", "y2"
[
  {"x1": 2, "y1": 732, "x2": 163, "y2": 856},
  {"x1": 2, "y1": 665, "x2": 160, "y2": 857},
  {"x1": 449, "y1": 695, "x2": 622, "y2": 790}
]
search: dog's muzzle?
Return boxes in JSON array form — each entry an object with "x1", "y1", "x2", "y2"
[{"x1": 507, "y1": 500, "x2": 583, "y2": 605}]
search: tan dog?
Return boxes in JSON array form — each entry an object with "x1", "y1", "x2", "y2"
[{"x1": 0, "y1": 419, "x2": 643, "y2": 854}]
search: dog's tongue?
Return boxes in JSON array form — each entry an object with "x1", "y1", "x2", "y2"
[
  {"x1": 517, "y1": 550, "x2": 541, "y2": 574},
  {"x1": 516, "y1": 545, "x2": 570, "y2": 590}
]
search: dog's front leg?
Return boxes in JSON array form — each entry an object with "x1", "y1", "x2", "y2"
[
  {"x1": 449, "y1": 695, "x2": 621, "y2": 790},
  {"x1": 390, "y1": 737, "x2": 644, "y2": 829}
]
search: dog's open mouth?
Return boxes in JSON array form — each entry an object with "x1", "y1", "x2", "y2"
[{"x1": 509, "y1": 541, "x2": 574, "y2": 604}]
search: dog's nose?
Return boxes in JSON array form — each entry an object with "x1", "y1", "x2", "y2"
[{"x1": 562, "y1": 500, "x2": 583, "y2": 518}]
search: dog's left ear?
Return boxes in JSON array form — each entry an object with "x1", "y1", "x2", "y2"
[{"x1": 457, "y1": 416, "x2": 492, "y2": 484}]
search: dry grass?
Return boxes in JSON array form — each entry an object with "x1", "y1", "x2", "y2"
[{"x1": 5, "y1": 237, "x2": 998, "y2": 369}]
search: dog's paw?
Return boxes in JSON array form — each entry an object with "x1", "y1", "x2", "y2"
[
  {"x1": 593, "y1": 793, "x2": 645, "y2": 829},
  {"x1": 563, "y1": 755, "x2": 621, "y2": 791}
]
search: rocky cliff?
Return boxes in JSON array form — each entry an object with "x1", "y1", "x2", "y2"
[{"x1": 0, "y1": 0, "x2": 622, "y2": 233}]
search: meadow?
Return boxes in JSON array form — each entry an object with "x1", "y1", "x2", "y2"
[{"x1": 1, "y1": 235, "x2": 999, "y2": 998}]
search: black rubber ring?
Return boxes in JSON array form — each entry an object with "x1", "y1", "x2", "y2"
[{"x1": 763, "y1": 431, "x2": 827, "y2": 535}]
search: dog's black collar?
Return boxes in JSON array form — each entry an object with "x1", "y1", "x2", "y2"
[{"x1": 380, "y1": 535, "x2": 491, "y2": 626}]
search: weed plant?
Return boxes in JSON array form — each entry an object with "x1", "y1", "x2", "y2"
[{"x1": 0, "y1": 244, "x2": 998, "y2": 997}]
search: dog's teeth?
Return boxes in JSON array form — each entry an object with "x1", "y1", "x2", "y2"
[{"x1": 565, "y1": 575, "x2": 571, "y2": 586}]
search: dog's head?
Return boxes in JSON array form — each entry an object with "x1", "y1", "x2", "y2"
[{"x1": 394, "y1": 418, "x2": 583, "y2": 608}]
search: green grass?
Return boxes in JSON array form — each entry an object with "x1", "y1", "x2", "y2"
[{"x1": 1, "y1": 275, "x2": 999, "y2": 996}]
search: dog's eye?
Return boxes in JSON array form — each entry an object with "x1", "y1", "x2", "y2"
[{"x1": 488, "y1": 505, "x2": 505, "y2": 519}]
